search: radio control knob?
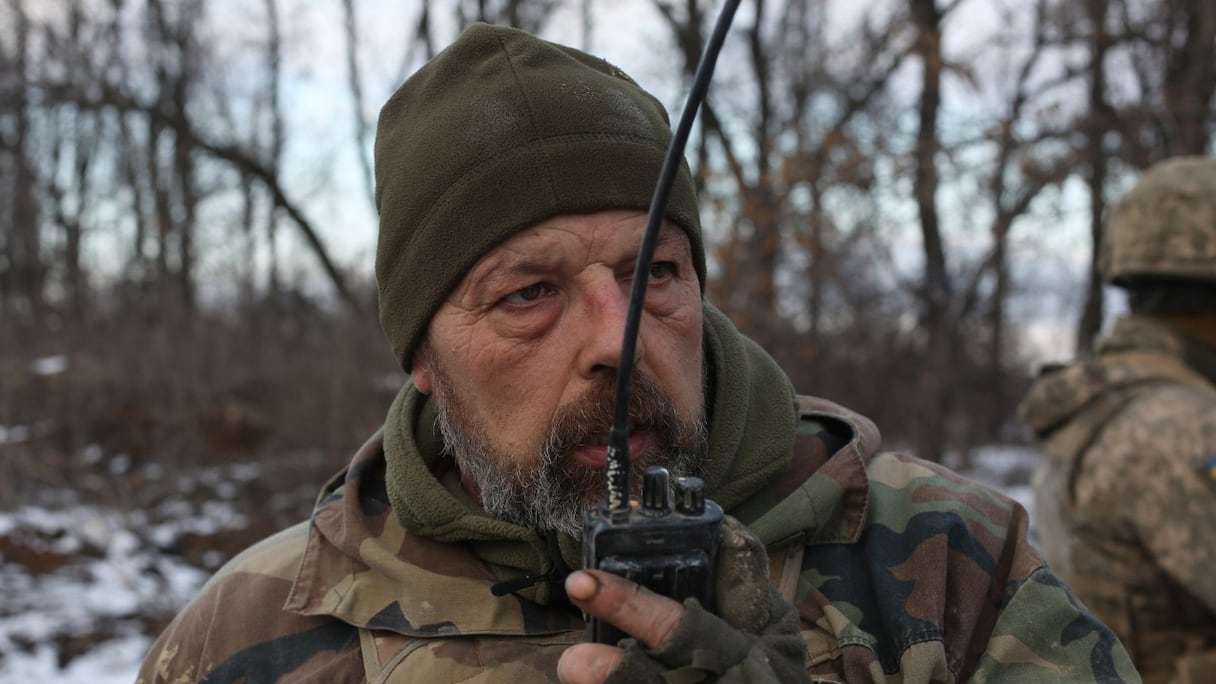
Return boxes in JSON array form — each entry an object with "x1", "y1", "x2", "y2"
[
  {"x1": 674, "y1": 476, "x2": 705, "y2": 515},
  {"x1": 642, "y1": 466, "x2": 671, "y2": 514}
]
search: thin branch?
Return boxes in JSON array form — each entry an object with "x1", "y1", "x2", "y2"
[
  {"x1": 341, "y1": 0, "x2": 376, "y2": 206},
  {"x1": 36, "y1": 80, "x2": 363, "y2": 314}
]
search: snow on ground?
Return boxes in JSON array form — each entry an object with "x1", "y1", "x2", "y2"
[
  {"x1": 0, "y1": 501, "x2": 240, "y2": 682},
  {"x1": 0, "y1": 444, "x2": 1042, "y2": 682},
  {"x1": 0, "y1": 635, "x2": 151, "y2": 684}
]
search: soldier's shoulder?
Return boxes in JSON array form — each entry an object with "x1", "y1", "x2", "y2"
[
  {"x1": 1120, "y1": 378, "x2": 1216, "y2": 422},
  {"x1": 1097, "y1": 380, "x2": 1216, "y2": 459},
  {"x1": 168, "y1": 519, "x2": 313, "y2": 634},
  {"x1": 206, "y1": 518, "x2": 312, "y2": 587},
  {"x1": 862, "y1": 452, "x2": 1033, "y2": 558},
  {"x1": 866, "y1": 451, "x2": 1022, "y2": 509},
  {"x1": 138, "y1": 519, "x2": 362, "y2": 683},
  {"x1": 151, "y1": 520, "x2": 314, "y2": 647}
]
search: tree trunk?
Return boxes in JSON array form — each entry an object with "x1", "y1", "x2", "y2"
[
  {"x1": 1163, "y1": 0, "x2": 1216, "y2": 156},
  {"x1": 1076, "y1": 0, "x2": 1112, "y2": 358},
  {"x1": 910, "y1": 0, "x2": 950, "y2": 463},
  {"x1": 7, "y1": 0, "x2": 46, "y2": 325}
]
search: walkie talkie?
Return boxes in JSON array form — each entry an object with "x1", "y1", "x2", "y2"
[
  {"x1": 581, "y1": 0, "x2": 741, "y2": 645},
  {"x1": 583, "y1": 466, "x2": 725, "y2": 644}
]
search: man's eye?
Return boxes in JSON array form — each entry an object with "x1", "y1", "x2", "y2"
[
  {"x1": 503, "y1": 283, "x2": 548, "y2": 305},
  {"x1": 649, "y1": 262, "x2": 676, "y2": 280}
]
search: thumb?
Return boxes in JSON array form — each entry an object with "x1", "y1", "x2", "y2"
[{"x1": 714, "y1": 514, "x2": 774, "y2": 633}]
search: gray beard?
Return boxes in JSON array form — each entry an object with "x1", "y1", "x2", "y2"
[{"x1": 430, "y1": 372, "x2": 708, "y2": 538}]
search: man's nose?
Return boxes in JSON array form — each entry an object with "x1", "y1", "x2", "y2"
[{"x1": 576, "y1": 275, "x2": 644, "y2": 378}]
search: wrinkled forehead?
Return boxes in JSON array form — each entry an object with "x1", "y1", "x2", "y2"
[{"x1": 458, "y1": 213, "x2": 691, "y2": 292}]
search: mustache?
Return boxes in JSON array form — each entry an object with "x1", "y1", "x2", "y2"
[{"x1": 544, "y1": 371, "x2": 681, "y2": 458}]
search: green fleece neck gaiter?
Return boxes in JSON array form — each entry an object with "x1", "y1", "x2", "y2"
[{"x1": 382, "y1": 302, "x2": 798, "y2": 602}]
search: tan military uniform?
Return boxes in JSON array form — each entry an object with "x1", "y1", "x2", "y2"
[{"x1": 1020, "y1": 315, "x2": 1216, "y2": 683}]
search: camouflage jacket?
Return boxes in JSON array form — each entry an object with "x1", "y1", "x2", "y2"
[
  {"x1": 1019, "y1": 315, "x2": 1216, "y2": 684},
  {"x1": 139, "y1": 395, "x2": 1137, "y2": 683}
]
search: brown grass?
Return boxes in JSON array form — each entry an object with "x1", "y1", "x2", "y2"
[{"x1": 0, "y1": 300, "x2": 403, "y2": 525}]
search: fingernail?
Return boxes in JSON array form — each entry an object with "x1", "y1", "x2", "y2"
[
  {"x1": 591, "y1": 651, "x2": 613, "y2": 679},
  {"x1": 565, "y1": 570, "x2": 600, "y2": 601}
]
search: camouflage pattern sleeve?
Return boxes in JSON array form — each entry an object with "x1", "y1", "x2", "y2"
[
  {"x1": 970, "y1": 567, "x2": 1141, "y2": 682},
  {"x1": 783, "y1": 451, "x2": 1141, "y2": 682}
]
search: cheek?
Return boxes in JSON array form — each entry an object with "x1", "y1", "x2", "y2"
[
  {"x1": 676, "y1": 336, "x2": 705, "y2": 414},
  {"x1": 651, "y1": 306, "x2": 704, "y2": 415},
  {"x1": 466, "y1": 333, "x2": 561, "y2": 384},
  {"x1": 428, "y1": 313, "x2": 574, "y2": 457},
  {"x1": 462, "y1": 334, "x2": 570, "y2": 431}
]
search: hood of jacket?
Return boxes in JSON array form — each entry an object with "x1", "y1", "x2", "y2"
[
  {"x1": 380, "y1": 302, "x2": 803, "y2": 603},
  {"x1": 729, "y1": 394, "x2": 880, "y2": 549},
  {"x1": 1018, "y1": 315, "x2": 1211, "y2": 458}
]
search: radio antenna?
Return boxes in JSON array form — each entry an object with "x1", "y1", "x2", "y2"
[{"x1": 604, "y1": 0, "x2": 741, "y2": 516}]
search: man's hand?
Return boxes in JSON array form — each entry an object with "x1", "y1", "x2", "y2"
[
  {"x1": 557, "y1": 516, "x2": 810, "y2": 684},
  {"x1": 557, "y1": 570, "x2": 683, "y2": 684}
]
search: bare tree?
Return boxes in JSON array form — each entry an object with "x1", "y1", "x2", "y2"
[
  {"x1": 906, "y1": 0, "x2": 955, "y2": 461},
  {"x1": 1071, "y1": 0, "x2": 1216, "y2": 353},
  {"x1": 2, "y1": 0, "x2": 46, "y2": 326},
  {"x1": 5, "y1": 0, "x2": 1213, "y2": 470},
  {"x1": 459, "y1": 0, "x2": 561, "y2": 32},
  {"x1": 342, "y1": 0, "x2": 376, "y2": 207},
  {"x1": 1072, "y1": 0, "x2": 1116, "y2": 357},
  {"x1": 263, "y1": 0, "x2": 286, "y2": 301},
  {"x1": 650, "y1": 1, "x2": 905, "y2": 369}
]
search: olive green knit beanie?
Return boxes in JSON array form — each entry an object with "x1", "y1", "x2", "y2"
[{"x1": 374, "y1": 22, "x2": 705, "y2": 371}]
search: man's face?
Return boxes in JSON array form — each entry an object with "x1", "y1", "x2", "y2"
[{"x1": 411, "y1": 210, "x2": 707, "y2": 536}]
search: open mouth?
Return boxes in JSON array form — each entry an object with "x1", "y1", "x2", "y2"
[
  {"x1": 575, "y1": 418, "x2": 649, "y2": 448},
  {"x1": 570, "y1": 423, "x2": 650, "y2": 468},
  {"x1": 577, "y1": 426, "x2": 616, "y2": 448}
]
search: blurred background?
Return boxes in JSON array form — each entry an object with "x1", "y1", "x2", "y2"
[{"x1": 1, "y1": 0, "x2": 1213, "y2": 679}]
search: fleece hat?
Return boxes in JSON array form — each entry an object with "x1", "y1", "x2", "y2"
[{"x1": 374, "y1": 22, "x2": 705, "y2": 371}]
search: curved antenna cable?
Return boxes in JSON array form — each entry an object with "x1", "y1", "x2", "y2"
[{"x1": 605, "y1": 0, "x2": 742, "y2": 515}]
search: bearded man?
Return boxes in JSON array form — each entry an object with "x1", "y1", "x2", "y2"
[{"x1": 138, "y1": 23, "x2": 1138, "y2": 684}]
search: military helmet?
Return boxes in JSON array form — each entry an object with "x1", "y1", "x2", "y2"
[{"x1": 1100, "y1": 156, "x2": 1216, "y2": 286}]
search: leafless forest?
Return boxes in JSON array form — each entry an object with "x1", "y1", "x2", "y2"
[{"x1": 0, "y1": 0, "x2": 1213, "y2": 671}]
